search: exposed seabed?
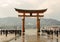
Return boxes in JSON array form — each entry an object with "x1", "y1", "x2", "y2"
[{"x1": 0, "y1": 29, "x2": 60, "y2": 42}]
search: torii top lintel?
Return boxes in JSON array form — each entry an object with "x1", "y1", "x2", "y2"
[
  {"x1": 15, "y1": 8, "x2": 47, "y2": 13},
  {"x1": 15, "y1": 8, "x2": 47, "y2": 17}
]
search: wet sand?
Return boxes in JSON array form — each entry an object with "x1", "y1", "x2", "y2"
[
  {"x1": 0, "y1": 29, "x2": 60, "y2": 42},
  {"x1": 0, "y1": 33, "x2": 21, "y2": 42},
  {"x1": 9, "y1": 29, "x2": 47, "y2": 42},
  {"x1": 0, "y1": 34, "x2": 17, "y2": 42}
]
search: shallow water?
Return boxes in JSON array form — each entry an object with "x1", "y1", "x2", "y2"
[{"x1": 1, "y1": 29, "x2": 60, "y2": 42}]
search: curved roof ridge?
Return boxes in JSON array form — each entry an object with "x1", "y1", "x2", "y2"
[{"x1": 15, "y1": 8, "x2": 47, "y2": 13}]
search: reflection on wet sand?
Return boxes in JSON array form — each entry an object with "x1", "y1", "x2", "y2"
[
  {"x1": 56, "y1": 39, "x2": 58, "y2": 42},
  {"x1": 37, "y1": 32, "x2": 40, "y2": 42},
  {"x1": 47, "y1": 34, "x2": 59, "y2": 42},
  {"x1": 22, "y1": 32, "x2": 25, "y2": 42},
  {"x1": 3, "y1": 29, "x2": 60, "y2": 42},
  {"x1": 21, "y1": 32, "x2": 41, "y2": 42}
]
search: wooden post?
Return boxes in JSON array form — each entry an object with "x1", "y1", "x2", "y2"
[
  {"x1": 37, "y1": 13, "x2": 40, "y2": 32},
  {"x1": 57, "y1": 30, "x2": 58, "y2": 37},
  {"x1": 6, "y1": 30, "x2": 8, "y2": 37},
  {"x1": 22, "y1": 13, "x2": 25, "y2": 32},
  {"x1": 1, "y1": 30, "x2": 2, "y2": 35},
  {"x1": 38, "y1": 19, "x2": 40, "y2": 32}
]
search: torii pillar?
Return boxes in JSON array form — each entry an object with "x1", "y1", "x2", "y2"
[
  {"x1": 37, "y1": 13, "x2": 40, "y2": 32},
  {"x1": 22, "y1": 13, "x2": 25, "y2": 32},
  {"x1": 15, "y1": 8, "x2": 47, "y2": 33}
]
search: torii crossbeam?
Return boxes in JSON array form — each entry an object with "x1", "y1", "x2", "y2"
[{"x1": 15, "y1": 8, "x2": 47, "y2": 33}]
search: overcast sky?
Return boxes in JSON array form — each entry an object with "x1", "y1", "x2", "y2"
[{"x1": 0, "y1": 0, "x2": 60, "y2": 21}]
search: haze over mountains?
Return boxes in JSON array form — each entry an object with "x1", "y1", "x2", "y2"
[{"x1": 0, "y1": 17, "x2": 60, "y2": 29}]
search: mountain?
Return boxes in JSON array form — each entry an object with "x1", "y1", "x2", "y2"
[
  {"x1": 40, "y1": 18, "x2": 60, "y2": 27},
  {"x1": 0, "y1": 17, "x2": 60, "y2": 29}
]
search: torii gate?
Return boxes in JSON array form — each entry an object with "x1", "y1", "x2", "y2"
[{"x1": 15, "y1": 8, "x2": 47, "y2": 33}]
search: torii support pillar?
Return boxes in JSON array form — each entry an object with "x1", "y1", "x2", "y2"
[
  {"x1": 22, "y1": 13, "x2": 25, "y2": 32},
  {"x1": 37, "y1": 19, "x2": 40, "y2": 32},
  {"x1": 37, "y1": 13, "x2": 40, "y2": 32},
  {"x1": 22, "y1": 18, "x2": 25, "y2": 32}
]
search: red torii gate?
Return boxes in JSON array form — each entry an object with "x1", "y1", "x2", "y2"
[{"x1": 15, "y1": 8, "x2": 47, "y2": 33}]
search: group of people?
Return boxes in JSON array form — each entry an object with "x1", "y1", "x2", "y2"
[
  {"x1": 0, "y1": 30, "x2": 21, "y2": 37},
  {"x1": 41, "y1": 29, "x2": 59, "y2": 37}
]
